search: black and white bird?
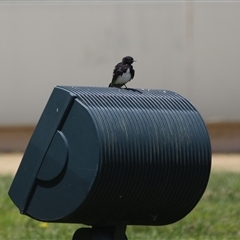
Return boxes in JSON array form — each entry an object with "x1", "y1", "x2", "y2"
[{"x1": 108, "y1": 56, "x2": 136, "y2": 88}]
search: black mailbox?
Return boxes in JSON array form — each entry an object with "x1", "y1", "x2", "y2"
[{"x1": 9, "y1": 86, "x2": 211, "y2": 239}]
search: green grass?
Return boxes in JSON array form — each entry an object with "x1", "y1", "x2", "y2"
[{"x1": 1, "y1": 172, "x2": 240, "y2": 239}]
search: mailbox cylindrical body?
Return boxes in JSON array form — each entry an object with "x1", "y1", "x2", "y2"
[{"x1": 9, "y1": 86, "x2": 211, "y2": 226}]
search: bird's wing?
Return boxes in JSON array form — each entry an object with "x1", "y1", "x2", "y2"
[
  {"x1": 112, "y1": 63, "x2": 128, "y2": 82},
  {"x1": 130, "y1": 66, "x2": 135, "y2": 79}
]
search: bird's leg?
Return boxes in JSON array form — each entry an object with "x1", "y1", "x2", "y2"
[
  {"x1": 124, "y1": 84, "x2": 128, "y2": 89},
  {"x1": 125, "y1": 88, "x2": 143, "y2": 93}
]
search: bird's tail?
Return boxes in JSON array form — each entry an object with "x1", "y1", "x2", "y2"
[{"x1": 108, "y1": 82, "x2": 113, "y2": 87}]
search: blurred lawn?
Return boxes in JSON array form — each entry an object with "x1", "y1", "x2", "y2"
[{"x1": 1, "y1": 172, "x2": 240, "y2": 239}]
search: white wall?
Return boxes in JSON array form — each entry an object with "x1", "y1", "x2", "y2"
[{"x1": 1, "y1": 2, "x2": 240, "y2": 126}]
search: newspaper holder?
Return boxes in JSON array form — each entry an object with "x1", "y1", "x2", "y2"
[{"x1": 9, "y1": 86, "x2": 211, "y2": 240}]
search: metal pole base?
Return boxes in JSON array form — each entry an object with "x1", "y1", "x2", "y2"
[{"x1": 72, "y1": 224, "x2": 128, "y2": 240}]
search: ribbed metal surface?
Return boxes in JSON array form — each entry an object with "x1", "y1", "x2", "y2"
[{"x1": 58, "y1": 86, "x2": 211, "y2": 226}]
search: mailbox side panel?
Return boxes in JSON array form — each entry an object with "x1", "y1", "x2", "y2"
[
  {"x1": 8, "y1": 88, "x2": 75, "y2": 213},
  {"x1": 9, "y1": 88, "x2": 100, "y2": 222}
]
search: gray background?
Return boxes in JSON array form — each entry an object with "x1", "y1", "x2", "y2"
[{"x1": 1, "y1": 1, "x2": 240, "y2": 125}]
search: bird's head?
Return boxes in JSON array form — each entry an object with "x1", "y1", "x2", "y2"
[{"x1": 122, "y1": 56, "x2": 136, "y2": 65}]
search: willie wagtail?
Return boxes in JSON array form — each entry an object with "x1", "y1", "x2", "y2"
[{"x1": 108, "y1": 56, "x2": 136, "y2": 88}]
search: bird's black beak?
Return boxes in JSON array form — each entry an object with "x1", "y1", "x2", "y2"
[{"x1": 133, "y1": 60, "x2": 137, "y2": 62}]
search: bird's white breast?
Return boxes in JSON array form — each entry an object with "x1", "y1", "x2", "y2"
[{"x1": 115, "y1": 68, "x2": 131, "y2": 84}]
